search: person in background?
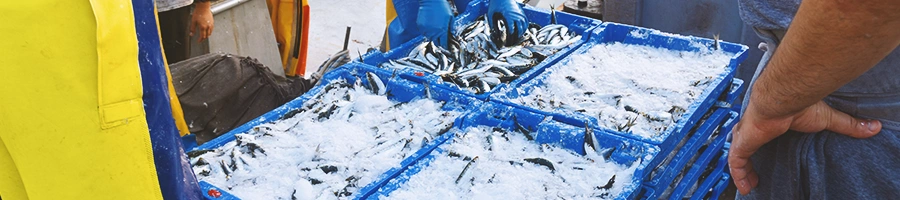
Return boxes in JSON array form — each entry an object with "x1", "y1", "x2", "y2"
[
  {"x1": 384, "y1": 0, "x2": 527, "y2": 50},
  {"x1": 157, "y1": 0, "x2": 215, "y2": 64},
  {"x1": 729, "y1": 0, "x2": 900, "y2": 198}
]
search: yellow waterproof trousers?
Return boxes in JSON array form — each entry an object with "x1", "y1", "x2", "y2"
[{"x1": 0, "y1": 1, "x2": 178, "y2": 199}]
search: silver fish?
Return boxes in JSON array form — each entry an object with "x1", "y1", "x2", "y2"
[{"x1": 366, "y1": 72, "x2": 386, "y2": 96}]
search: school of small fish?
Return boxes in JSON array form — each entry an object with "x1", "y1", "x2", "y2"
[
  {"x1": 379, "y1": 15, "x2": 581, "y2": 94},
  {"x1": 382, "y1": 125, "x2": 635, "y2": 199},
  {"x1": 189, "y1": 77, "x2": 461, "y2": 200}
]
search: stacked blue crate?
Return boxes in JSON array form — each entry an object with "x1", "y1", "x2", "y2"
[
  {"x1": 357, "y1": 0, "x2": 602, "y2": 100},
  {"x1": 636, "y1": 79, "x2": 743, "y2": 199},
  {"x1": 659, "y1": 80, "x2": 743, "y2": 199},
  {"x1": 646, "y1": 110, "x2": 739, "y2": 199},
  {"x1": 358, "y1": 101, "x2": 660, "y2": 200},
  {"x1": 490, "y1": 21, "x2": 748, "y2": 181}
]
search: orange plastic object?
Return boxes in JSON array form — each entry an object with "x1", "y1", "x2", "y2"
[{"x1": 292, "y1": 0, "x2": 310, "y2": 76}]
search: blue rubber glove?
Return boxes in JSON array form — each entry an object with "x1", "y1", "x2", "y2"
[
  {"x1": 416, "y1": 0, "x2": 454, "y2": 48},
  {"x1": 487, "y1": 0, "x2": 528, "y2": 45}
]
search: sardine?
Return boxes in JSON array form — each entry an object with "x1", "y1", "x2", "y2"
[
  {"x1": 366, "y1": 72, "x2": 386, "y2": 96},
  {"x1": 455, "y1": 156, "x2": 479, "y2": 184},
  {"x1": 524, "y1": 157, "x2": 556, "y2": 172}
]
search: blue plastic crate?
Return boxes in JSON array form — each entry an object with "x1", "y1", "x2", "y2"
[
  {"x1": 491, "y1": 22, "x2": 747, "y2": 176},
  {"x1": 689, "y1": 146, "x2": 731, "y2": 200},
  {"x1": 493, "y1": 22, "x2": 748, "y2": 144},
  {"x1": 359, "y1": 101, "x2": 660, "y2": 200},
  {"x1": 657, "y1": 111, "x2": 738, "y2": 199},
  {"x1": 358, "y1": 0, "x2": 602, "y2": 100},
  {"x1": 194, "y1": 62, "x2": 480, "y2": 150},
  {"x1": 189, "y1": 62, "x2": 484, "y2": 199}
]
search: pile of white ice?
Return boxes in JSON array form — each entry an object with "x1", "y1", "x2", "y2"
[
  {"x1": 383, "y1": 125, "x2": 637, "y2": 199},
  {"x1": 190, "y1": 79, "x2": 461, "y2": 200},
  {"x1": 509, "y1": 42, "x2": 732, "y2": 139}
]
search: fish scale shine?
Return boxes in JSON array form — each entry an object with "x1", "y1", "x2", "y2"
[{"x1": 379, "y1": 15, "x2": 580, "y2": 94}]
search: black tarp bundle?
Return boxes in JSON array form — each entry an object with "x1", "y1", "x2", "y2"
[{"x1": 170, "y1": 53, "x2": 313, "y2": 144}]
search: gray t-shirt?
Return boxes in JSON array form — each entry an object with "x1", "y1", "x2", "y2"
[
  {"x1": 738, "y1": 0, "x2": 800, "y2": 30},
  {"x1": 156, "y1": 0, "x2": 193, "y2": 12},
  {"x1": 739, "y1": 0, "x2": 900, "y2": 95}
]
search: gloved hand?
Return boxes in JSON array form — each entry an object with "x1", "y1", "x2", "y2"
[
  {"x1": 417, "y1": 0, "x2": 454, "y2": 48},
  {"x1": 487, "y1": 0, "x2": 528, "y2": 46}
]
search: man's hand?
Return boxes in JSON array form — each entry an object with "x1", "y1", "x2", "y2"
[
  {"x1": 416, "y1": 0, "x2": 453, "y2": 48},
  {"x1": 729, "y1": 101, "x2": 881, "y2": 194},
  {"x1": 487, "y1": 0, "x2": 527, "y2": 46},
  {"x1": 190, "y1": 1, "x2": 214, "y2": 42}
]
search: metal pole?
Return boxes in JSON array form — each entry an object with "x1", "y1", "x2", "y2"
[
  {"x1": 211, "y1": 0, "x2": 252, "y2": 15},
  {"x1": 343, "y1": 26, "x2": 352, "y2": 51}
]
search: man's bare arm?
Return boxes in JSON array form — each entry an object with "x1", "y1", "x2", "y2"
[
  {"x1": 753, "y1": 0, "x2": 900, "y2": 117},
  {"x1": 730, "y1": 0, "x2": 900, "y2": 195}
]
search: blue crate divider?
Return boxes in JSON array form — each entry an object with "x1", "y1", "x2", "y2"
[
  {"x1": 353, "y1": 125, "x2": 461, "y2": 200},
  {"x1": 358, "y1": 0, "x2": 602, "y2": 100},
  {"x1": 490, "y1": 22, "x2": 748, "y2": 177},
  {"x1": 661, "y1": 111, "x2": 738, "y2": 199},
  {"x1": 638, "y1": 108, "x2": 733, "y2": 199},
  {"x1": 189, "y1": 62, "x2": 484, "y2": 200},
  {"x1": 688, "y1": 145, "x2": 731, "y2": 200},
  {"x1": 360, "y1": 101, "x2": 660, "y2": 200},
  {"x1": 199, "y1": 181, "x2": 240, "y2": 200}
]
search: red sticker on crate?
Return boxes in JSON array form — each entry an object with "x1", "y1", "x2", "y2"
[
  {"x1": 415, "y1": 72, "x2": 425, "y2": 76},
  {"x1": 208, "y1": 189, "x2": 222, "y2": 198}
]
